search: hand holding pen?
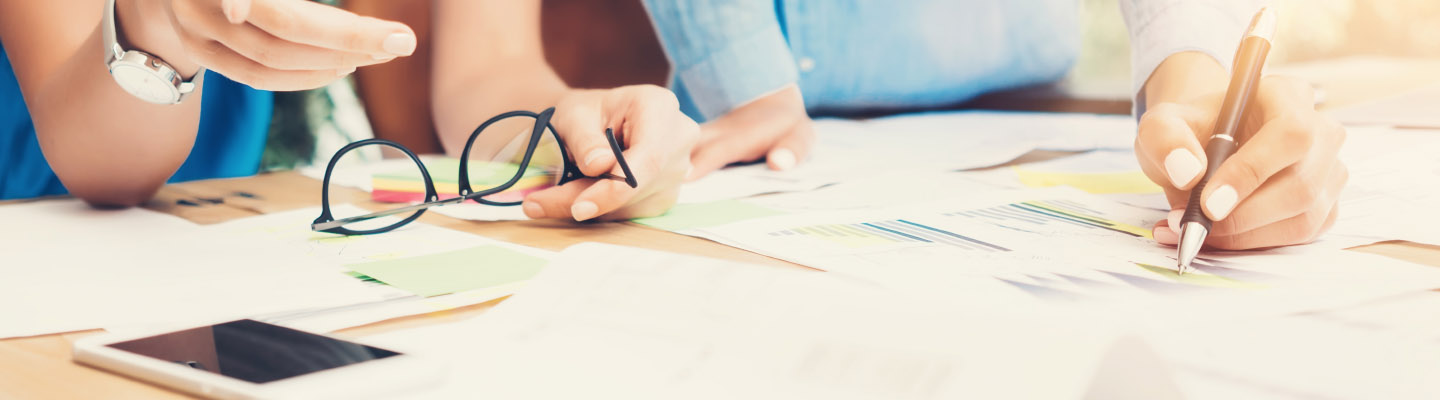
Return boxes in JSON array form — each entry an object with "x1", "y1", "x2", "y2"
[{"x1": 1132, "y1": 8, "x2": 1349, "y2": 269}]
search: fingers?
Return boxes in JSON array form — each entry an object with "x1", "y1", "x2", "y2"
[
  {"x1": 1135, "y1": 103, "x2": 1209, "y2": 191},
  {"x1": 766, "y1": 119, "x2": 815, "y2": 171},
  {"x1": 525, "y1": 85, "x2": 696, "y2": 222},
  {"x1": 195, "y1": 21, "x2": 392, "y2": 71},
  {"x1": 1200, "y1": 112, "x2": 1337, "y2": 221},
  {"x1": 551, "y1": 91, "x2": 618, "y2": 177},
  {"x1": 688, "y1": 125, "x2": 756, "y2": 180},
  {"x1": 1209, "y1": 162, "x2": 1347, "y2": 237},
  {"x1": 222, "y1": 0, "x2": 252, "y2": 24},
  {"x1": 591, "y1": 188, "x2": 680, "y2": 221},
  {"x1": 245, "y1": 0, "x2": 416, "y2": 57},
  {"x1": 1205, "y1": 203, "x2": 1339, "y2": 250},
  {"x1": 182, "y1": 38, "x2": 347, "y2": 91},
  {"x1": 571, "y1": 112, "x2": 689, "y2": 221},
  {"x1": 521, "y1": 180, "x2": 592, "y2": 220}
]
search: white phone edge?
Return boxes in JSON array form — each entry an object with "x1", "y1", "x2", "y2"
[{"x1": 72, "y1": 320, "x2": 445, "y2": 400}]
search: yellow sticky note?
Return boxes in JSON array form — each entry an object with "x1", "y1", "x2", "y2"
[{"x1": 1013, "y1": 167, "x2": 1163, "y2": 194}]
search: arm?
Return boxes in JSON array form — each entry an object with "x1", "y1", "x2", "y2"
[
  {"x1": 0, "y1": 0, "x2": 203, "y2": 206},
  {"x1": 0, "y1": 0, "x2": 413, "y2": 207},
  {"x1": 432, "y1": 0, "x2": 699, "y2": 221},
  {"x1": 640, "y1": 0, "x2": 814, "y2": 178},
  {"x1": 1123, "y1": 1, "x2": 1348, "y2": 250}
]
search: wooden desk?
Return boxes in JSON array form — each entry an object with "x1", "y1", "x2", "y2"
[{"x1": 5, "y1": 58, "x2": 1440, "y2": 399}]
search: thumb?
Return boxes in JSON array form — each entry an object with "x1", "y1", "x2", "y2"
[{"x1": 222, "y1": 0, "x2": 252, "y2": 24}]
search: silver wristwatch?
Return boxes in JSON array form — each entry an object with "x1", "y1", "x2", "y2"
[{"x1": 102, "y1": 0, "x2": 203, "y2": 105}]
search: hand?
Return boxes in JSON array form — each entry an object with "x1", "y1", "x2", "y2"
[
  {"x1": 124, "y1": 0, "x2": 415, "y2": 91},
  {"x1": 1138, "y1": 75, "x2": 1347, "y2": 250},
  {"x1": 521, "y1": 85, "x2": 700, "y2": 221},
  {"x1": 687, "y1": 84, "x2": 815, "y2": 180}
]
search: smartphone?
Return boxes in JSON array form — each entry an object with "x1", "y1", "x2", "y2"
[{"x1": 73, "y1": 319, "x2": 441, "y2": 400}]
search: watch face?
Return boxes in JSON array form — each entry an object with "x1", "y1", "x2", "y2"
[{"x1": 111, "y1": 62, "x2": 180, "y2": 105}]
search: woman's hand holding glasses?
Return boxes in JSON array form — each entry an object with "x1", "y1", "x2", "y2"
[{"x1": 521, "y1": 85, "x2": 700, "y2": 221}]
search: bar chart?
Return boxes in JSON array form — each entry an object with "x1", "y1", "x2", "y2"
[
  {"x1": 767, "y1": 219, "x2": 1010, "y2": 252},
  {"x1": 945, "y1": 200, "x2": 1152, "y2": 239}
]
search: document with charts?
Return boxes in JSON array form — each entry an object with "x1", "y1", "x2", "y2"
[{"x1": 683, "y1": 187, "x2": 1440, "y2": 324}]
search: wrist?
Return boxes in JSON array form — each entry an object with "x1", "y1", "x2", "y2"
[
  {"x1": 1142, "y1": 52, "x2": 1228, "y2": 110},
  {"x1": 114, "y1": 0, "x2": 200, "y2": 77}
]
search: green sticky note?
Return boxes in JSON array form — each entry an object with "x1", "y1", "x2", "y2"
[
  {"x1": 633, "y1": 200, "x2": 785, "y2": 231},
  {"x1": 346, "y1": 246, "x2": 547, "y2": 297}
]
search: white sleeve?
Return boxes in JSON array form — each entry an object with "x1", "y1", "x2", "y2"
[{"x1": 1119, "y1": 0, "x2": 1271, "y2": 102}]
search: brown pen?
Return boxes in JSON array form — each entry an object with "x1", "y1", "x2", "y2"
[{"x1": 1176, "y1": 7, "x2": 1278, "y2": 274}]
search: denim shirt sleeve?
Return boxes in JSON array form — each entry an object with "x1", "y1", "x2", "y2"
[
  {"x1": 1120, "y1": 0, "x2": 1271, "y2": 111},
  {"x1": 640, "y1": 0, "x2": 799, "y2": 121}
]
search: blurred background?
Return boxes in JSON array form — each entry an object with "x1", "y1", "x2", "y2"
[{"x1": 1072, "y1": 0, "x2": 1440, "y2": 95}]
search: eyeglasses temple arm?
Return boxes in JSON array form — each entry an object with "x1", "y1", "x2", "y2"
[{"x1": 310, "y1": 197, "x2": 466, "y2": 231}]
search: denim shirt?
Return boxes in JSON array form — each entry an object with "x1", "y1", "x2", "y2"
[{"x1": 642, "y1": 0, "x2": 1266, "y2": 122}]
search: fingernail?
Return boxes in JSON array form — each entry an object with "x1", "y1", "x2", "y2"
[
  {"x1": 584, "y1": 149, "x2": 609, "y2": 169},
  {"x1": 522, "y1": 201, "x2": 545, "y2": 218},
  {"x1": 1153, "y1": 225, "x2": 1180, "y2": 245},
  {"x1": 1163, "y1": 149, "x2": 1202, "y2": 188},
  {"x1": 769, "y1": 148, "x2": 797, "y2": 171},
  {"x1": 1167, "y1": 209, "x2": 1183, "y2": 230},
  {"x1": 382, "y1": 33, "x2": 417, "y2": 56},
  {"x1": 1206, "y1": 185, "x2": 1238, "y2": 220},
  {"x1": 571, "y1": 201, "x2": 598, "y2": 221},
  {"x1": 372, "y1": 54, "x2": 397, "y2": 61},
  {"x1": 223, "y1": 0, "x2": 244, "y2": 24},
  {"x1": 336, "y1": 67, "x2": 356, "y2": 77}
]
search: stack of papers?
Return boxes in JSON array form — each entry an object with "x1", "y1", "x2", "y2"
[
  {"x1": 363, "y1": 244, "x2": 1170, "y2": 399},
  {"x1": 0, "y1": 201, "x2": 382, "y2": 339},
  {"x1": 0, "y1": 202, "x2": 555, "y2": 338}
]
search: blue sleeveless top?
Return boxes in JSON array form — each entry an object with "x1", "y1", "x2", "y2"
[{"x1": 0, "y1": 43, "x2": 273, "y2": 200}]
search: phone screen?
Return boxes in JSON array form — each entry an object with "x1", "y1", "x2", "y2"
[{"x1": 108, "y1": 319, "x2": 400, "y2": 384}]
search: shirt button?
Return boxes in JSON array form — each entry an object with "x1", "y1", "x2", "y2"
[{"x1": 797, "y1": 57, "x2": 816, "y2": 72}]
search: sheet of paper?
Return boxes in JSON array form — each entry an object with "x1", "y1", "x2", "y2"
[
  {"x1": 0, "y1": 200, "x2": 386, "y2": 339},
  {"x1": 1327, "y1": 82, "x2": 1440, "y2": 128},
  {"x1": 200, "y1": 206, "x2": 555, "y2": 332},
  {"x1": 362, "y1": 244, "x2": 1165, "y2": 400},
  {"x1": 680, "y1": 187, "x2": 1440, "y2": 326},
  {"x1": 679, "y1": 111, "x2": 1136, "y2": 204},
  {"x1": 346, "y1": 245, "x2": 547, "y2": 297},
  {"x1": 1149, "y1": 291, "x2": 1440, "y2": 399}
]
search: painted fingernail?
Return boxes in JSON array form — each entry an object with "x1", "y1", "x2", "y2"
[
  {"x1": 1163, "y1": 149, "x2": 1202, "y2": 188},
  {"x1": 522, "y1": 201, "x2": 545, "y2": 218},
  {"x1": 382, "y1": 33, "x2": 417, "y2": 56},
  {"x1": 1153, "y1": 225, "x2": 1180, "y2": 244},
  {"x1": 571, "y1": 201, "x2": 599, "y2": 221},
  {"x1": 769, "y1": 148, "x2": 797, "y2": 171},
  {"x1": 1167, "y1": 209, "x2": 1183, "y2": 230},
  {"x1": 584, "y1": 149, "x2": 610, "y2": 169},
  {"x1": 1206, "y1": 185, "x2": 1238, "y2": 220}
]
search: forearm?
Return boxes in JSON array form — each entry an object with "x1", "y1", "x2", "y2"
[
  {"x1": 431, "y1": 58, "x2": 569, "y2": 159},
  {"x1": 7, "y1": 0, "x2": 204, "y2": 206},
  {"x1": 430, "y1": 0, "x2": 570, "y2": 159}
]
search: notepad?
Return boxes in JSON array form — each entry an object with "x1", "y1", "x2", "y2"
[
  {"x1": 370, "y1": 157, "x2": 555, "y2": 203},
  {"x1": 346, "y1": 245, "x2": 548, "y2": 297}
]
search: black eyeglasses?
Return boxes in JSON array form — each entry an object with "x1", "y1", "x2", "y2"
[{"x1": 311, "y1": 107, "x2": 637, "y2": 235}]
